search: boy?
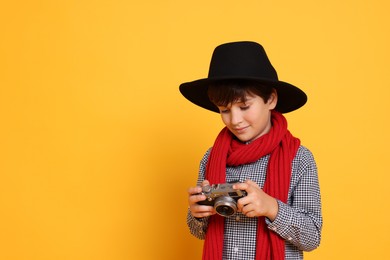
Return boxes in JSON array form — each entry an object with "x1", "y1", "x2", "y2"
[{"x1": 180, "y1": 41, "x2": 322, "y2": 260}]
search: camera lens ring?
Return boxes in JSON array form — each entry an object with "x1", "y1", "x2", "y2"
[{"x1": 214, "y1": 196, "x2": 237, "y2": 217}]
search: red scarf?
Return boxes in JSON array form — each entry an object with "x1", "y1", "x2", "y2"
[{"x1": 202, "y1": 111, "x2": 300, "y2": 260}]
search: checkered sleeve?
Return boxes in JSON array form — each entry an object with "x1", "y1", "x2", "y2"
[
  {"x1": 186, "y1": 149, "x2": 211, "y2": 240},
  {"x1": 186, "y1": 212, "x2": 209, "y2": 240},
  {"x1": 267, "y1": 146, "x2": 322, "y2": 251}
]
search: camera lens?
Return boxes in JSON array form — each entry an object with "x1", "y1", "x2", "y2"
[
  {"x1": 217, "y1": 205, "x2": 235, "y2": 216},
  {"x1": 214, "y1": 196, "x2": 237, "y2": 217}
]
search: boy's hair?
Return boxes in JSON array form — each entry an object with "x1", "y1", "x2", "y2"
[{"x1": 207, "y1": 79, "x2": 274, "y2": 108}]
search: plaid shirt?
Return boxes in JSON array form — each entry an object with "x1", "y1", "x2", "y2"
[{"x1": 187, "y1": 146, "x2": 322, "y2": 260}]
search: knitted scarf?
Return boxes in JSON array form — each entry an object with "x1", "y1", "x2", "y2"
[{"x1": 202, "y1": 111, "x2": 300, "y2": 260}]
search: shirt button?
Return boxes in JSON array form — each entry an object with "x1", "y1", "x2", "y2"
[
  {"x1": 288, "y1": 237, "x2": 293, "y2": 241},
  {"x1": 234, "y1": 247, "x2": 239, "y2": 253},
  {"x1": 271, "y1": 226, "x2": 277, "y2": 231}
]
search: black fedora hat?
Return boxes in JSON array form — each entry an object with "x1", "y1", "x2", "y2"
[{"x1": 179, "y1": 41, "x2": 307, "y2": 113}]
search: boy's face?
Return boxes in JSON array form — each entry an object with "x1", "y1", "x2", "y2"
[{"x1": 216, "y1": 92, "x2": 277, "y2": 143}]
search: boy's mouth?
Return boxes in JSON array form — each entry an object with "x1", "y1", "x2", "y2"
[{"x1": 233, "y1": 126, "x2": 249, "y2": 134}]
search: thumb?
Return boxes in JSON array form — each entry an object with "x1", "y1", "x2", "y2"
[{"x1": 201, "y1": 179, "x2": 210, "y2": 187}]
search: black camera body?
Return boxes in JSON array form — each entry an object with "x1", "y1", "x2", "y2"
[{"x1": 197, "y1": 182, "x2": 247, "y2": 217}]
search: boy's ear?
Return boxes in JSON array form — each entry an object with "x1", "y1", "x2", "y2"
[{"x1": 268, "y1": 89, "x2": 278, "y2": 109}]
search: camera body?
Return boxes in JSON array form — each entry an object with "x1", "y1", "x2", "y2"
[{"x1": 197, "y1": 182, "x2": 247, "y2": 217}]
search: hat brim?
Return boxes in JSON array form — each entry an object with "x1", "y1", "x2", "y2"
[{"x1": 179, "y1": 76, "x2": 307, "y2": 113}]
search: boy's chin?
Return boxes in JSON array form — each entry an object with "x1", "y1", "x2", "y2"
[{"x1": 234, "y1": 135, "x2": 254, "y2": 143}]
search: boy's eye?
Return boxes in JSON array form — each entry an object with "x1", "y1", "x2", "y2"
[{"x1": 240, "y1": 106, "x2": 250, "y2": 110}]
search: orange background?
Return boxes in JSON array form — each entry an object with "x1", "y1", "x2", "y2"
[{"x1": 1, "y1": 1, "x2": 389, "y2": 259}]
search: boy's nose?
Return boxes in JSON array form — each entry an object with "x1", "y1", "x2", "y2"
[{"x1": 230, "y1": 110, "x2": 243, "y2": 125}]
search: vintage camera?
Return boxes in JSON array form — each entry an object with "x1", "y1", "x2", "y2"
[{"x1": 197, "y1": 182, "x2": 247, "y2": 217}]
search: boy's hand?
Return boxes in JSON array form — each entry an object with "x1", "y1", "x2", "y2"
[
  {"x1": 187, "y1": 180, "x2": 216, "y2": 218},
  {"x1": 233, "y1": 180, "x2": 279, "y2": 221}
]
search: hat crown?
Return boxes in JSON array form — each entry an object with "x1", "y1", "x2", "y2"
[
  {"x1": 208, "y1": 41, "x2": 278, "y2": 81},
  {"x1": 179, "y1": 41, "x2": 307, "y2": 114}
]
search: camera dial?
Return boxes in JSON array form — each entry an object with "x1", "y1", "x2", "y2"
[{"x1": 202, "y1": 185, "x2": 212, "y2": 193}]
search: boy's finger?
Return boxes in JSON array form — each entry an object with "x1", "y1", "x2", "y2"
[
  {"x1": 188, "y1": 194, "x2": 206, "y2": 204},
  {"x1": 201, "y1": 180, "x2": 210, "y2": 186},
  {"x1": 233, "y1": 182, "x2": 248, "y2": 191}
]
